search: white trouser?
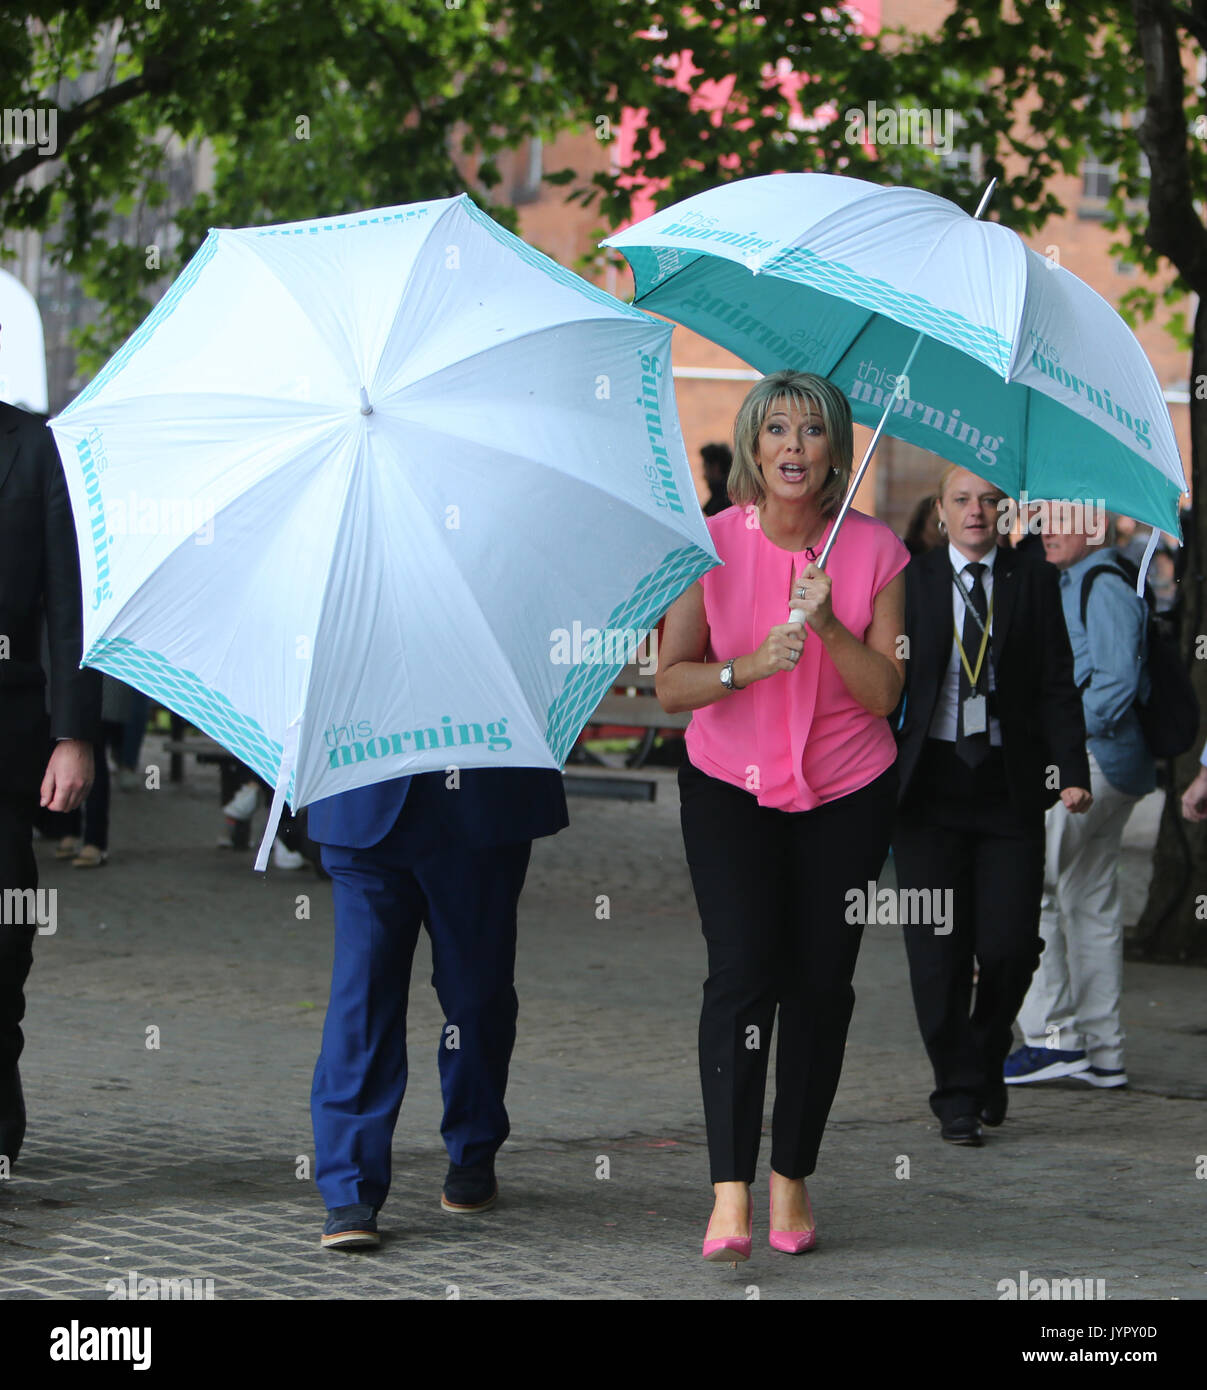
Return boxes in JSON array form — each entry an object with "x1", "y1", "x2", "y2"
[{"x1": 1016, "y1": 752, "x2": 1139, "y2": 1070}]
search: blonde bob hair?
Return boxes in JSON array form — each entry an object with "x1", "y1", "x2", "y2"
[{"x1": 727, "y1": 370, "x2": 854, "y2": 517}]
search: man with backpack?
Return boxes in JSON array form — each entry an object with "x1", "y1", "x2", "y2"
[{"x1": 1004, "y1": 511, "x2": 1156, "y2": 1091}]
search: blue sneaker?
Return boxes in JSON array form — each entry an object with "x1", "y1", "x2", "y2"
[
  {"x1": 321, "y1": 1203, "x2": 379, "y2": 1249},
  {"x1": 1003, "y1": 1045, "x2": 1090, "y2": 1084}
]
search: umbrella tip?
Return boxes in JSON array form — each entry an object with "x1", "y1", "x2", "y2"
[
  {"x1": 359, "y1": 386, "x2": 373, "y2": 416},
  {"x1": 973, "y1": 178, "x2": 998, "y2": 220}
]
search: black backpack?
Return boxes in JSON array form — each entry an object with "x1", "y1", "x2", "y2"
[{"x1": 1078, "y1": 556, "x2": 1199, "y2": 759}]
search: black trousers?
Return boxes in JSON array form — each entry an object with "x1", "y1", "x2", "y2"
[
  {"x1": 892, "y1": 740, "x2": 1045, "y2": 1124},
  {"x1": 0, "y1": 694, "x2": 45, "y2": 1081},
  {"x1": 679, "y1": 760, "x2": 897, "y2": 1183},
  {"x1": 79, "y1": 722, "x2": 113, "y2": 852}
]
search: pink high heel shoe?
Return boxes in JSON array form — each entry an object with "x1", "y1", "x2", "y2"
[
  {"x1": 768, "y1": 1174, "x2": 816, "y2": 1254},
  {"x1": 702, "y1": 1193, "x2": 753, "y2": 1263}
]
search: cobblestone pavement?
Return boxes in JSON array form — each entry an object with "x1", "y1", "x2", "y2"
[{"x1": 1, "y1": 741, "x2": 1203, "y2": 1301}]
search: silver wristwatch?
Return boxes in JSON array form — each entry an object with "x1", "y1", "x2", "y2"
[{"x1": 720, "y1": 659, "x2": 737, "y2": 691}]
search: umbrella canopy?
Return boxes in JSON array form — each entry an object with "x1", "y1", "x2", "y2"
[
  {"x1": 603, "y1": 173, "x2": 1186, "y2": 536},
  {"x1": 51, "y1": 195, "x2": 716, "y2": 856}
]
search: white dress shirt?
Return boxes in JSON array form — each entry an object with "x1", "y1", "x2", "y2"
[{"x1": 928, "y1": 541, "x2": 1002, "y2": 746}]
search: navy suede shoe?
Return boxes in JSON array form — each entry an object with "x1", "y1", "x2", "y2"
[
  {"x1": 441, "y1": 1159, "x2": 497, "y2": 1213},
  {"x1": 321, "y1": 1203, "x2": 379, "y2": 1249}
]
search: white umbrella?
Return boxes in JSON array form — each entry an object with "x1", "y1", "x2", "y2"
[
  {"x1": 51, "y1": 196, "x2": 717, "y2": 867},
  {"x1": 603, "y1": 173, "x2": 1186, "y2": 548}
]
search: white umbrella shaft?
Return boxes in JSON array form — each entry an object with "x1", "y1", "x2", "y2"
[
  {"x1": 801, "y1": 181, "x2": 999, "y2": 629},
  {"x1": 791, "y1": 329, "x2": 925, "y2": 634}
]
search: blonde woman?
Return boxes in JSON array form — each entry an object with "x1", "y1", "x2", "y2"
[{"x1": 658, "y1": 371, "x2": 908, "y2": 1260}]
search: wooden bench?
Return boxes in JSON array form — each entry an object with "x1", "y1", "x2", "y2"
[
  {"x1": 572, "y1": 662, "x2": 689, "y2": 770},
  {"x1": 163, "y1": 733, "x2": 245, "y2": 782}
]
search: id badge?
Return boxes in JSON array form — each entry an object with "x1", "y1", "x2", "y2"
[{"x1": 963, "y1": 694, "x2": 987, "y2": 736}]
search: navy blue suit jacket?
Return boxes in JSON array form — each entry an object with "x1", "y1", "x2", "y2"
[{"x1": 307, "y1": 767, "x2": 569, "y2": 853}]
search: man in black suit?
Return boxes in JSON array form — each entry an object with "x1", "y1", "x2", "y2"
[
  {"x1": 892, "y1": 467, "x2": 1090, "y2": 1146},
  {"x1": 0, "y1": 392, "x2": 101, "y2": 1168}
]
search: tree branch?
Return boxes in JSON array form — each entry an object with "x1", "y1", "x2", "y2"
[
  {"x1": 0, "y1": 60, "x2": 173, "y2": 197},
  {"x1": 1130, "y1": 0, "x2": 1207, "y2": 296},
  {"x1": 1169, "y1": 4, "x2": 1207, "y2": 47}
]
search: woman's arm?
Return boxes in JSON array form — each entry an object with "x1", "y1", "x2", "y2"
[
  {"x1": 801, "y1": 564, "x2": 906, "y2": 717},
  {"x1": 654, "y1": 581, "x2": 806, "y2": 714}
]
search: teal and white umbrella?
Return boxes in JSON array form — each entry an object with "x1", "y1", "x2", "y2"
[
  {"x1": 603, "y1": 173, "x2": 1186, "y2": 542},
  {"x1": 51, "y1": 195, "x2": 716, "y2": 867}
]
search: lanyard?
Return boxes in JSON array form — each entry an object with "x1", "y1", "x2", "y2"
[{"x1": 953, "y1": 593, "x2": 993, "y2": 687}]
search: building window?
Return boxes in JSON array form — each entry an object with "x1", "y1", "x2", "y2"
[
  {"x1": 939, "y1": 143, "x2": 984, "y2": 183},
  {"x1": 1080, "y1": 112, "x2": 1151, "y2": 218},
  {"x1": 937, "y1": 113, "x2": 983, "y2": 183},
  {"x1": 1082, "y1": 152, "x2": 1115, "y2": 203}
]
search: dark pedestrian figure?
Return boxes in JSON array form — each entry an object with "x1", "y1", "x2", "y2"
[
  {"x1": 701, "y1": 442, "x2": 733, "y2": 516},
  {"x1": 0, "y1": 394, "x2": 100, "y2": 1169},
  {"x1": 892, "y1": 465, "x2": 1090, "y2": 1147},
  {"x1": 903, "y1": 493, "x2": 942, "y2": 556}
]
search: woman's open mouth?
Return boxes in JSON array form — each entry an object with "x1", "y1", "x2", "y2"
[{"x1": 779, "y1": 463, "x2": 806, "y2": 482}]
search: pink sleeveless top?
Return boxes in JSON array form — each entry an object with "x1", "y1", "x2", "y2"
[{"x1": 685, "y1": 504, "x2": 909, "y2": 811}]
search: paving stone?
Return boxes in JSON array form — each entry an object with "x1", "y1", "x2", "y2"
[{"x1": 0, "y1": 744, "x2": 1202, "y2": 1300}]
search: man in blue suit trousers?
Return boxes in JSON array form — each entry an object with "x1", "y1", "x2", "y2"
[{"x1": 306, "y1": 766, "x2": 568, "y2": 1248}]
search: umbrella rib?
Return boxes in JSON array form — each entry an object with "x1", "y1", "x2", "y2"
[
  {"x1": 370, "y1": 200, "x2": 466, "y2": 393},
  {"x1": 1020, "y1": 388, "x2": 1031, "y2": 500},
  {"x1": 629, "y1": 255, "x2": 705, "y2": 309},
  {"x1": 386, "y1": 305, "x2": 660, "y2": 398},
  {"x1": 83, "y1": 418, "x2": 349, "y2": 656},
  {"x1": 236, "y1": 205, "x2": 465, "y2": 396},
  {"x1": 387, "y1": 334, "x2": 698, "y2": 526},
  {"x1": 276, "y1": 435, "x2": 375, "y2": 791},
  {"x1": 347, "y1": 439, "x2": 554, "y2": 751},
  {"x1": 825, "y1": 303, "x2": 885, "y2": 380},
  {"x1": 383, "y1": 405, "x2": 695, "y2": 542}
]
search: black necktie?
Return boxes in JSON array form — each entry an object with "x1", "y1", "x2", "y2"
[{"x1": 955, "y1": 561, "x2": 989, "y2": 768}]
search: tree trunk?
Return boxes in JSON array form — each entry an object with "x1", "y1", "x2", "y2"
[{"x1": 1130, "y1": 294, "x2": 1207, "y2": 963}]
